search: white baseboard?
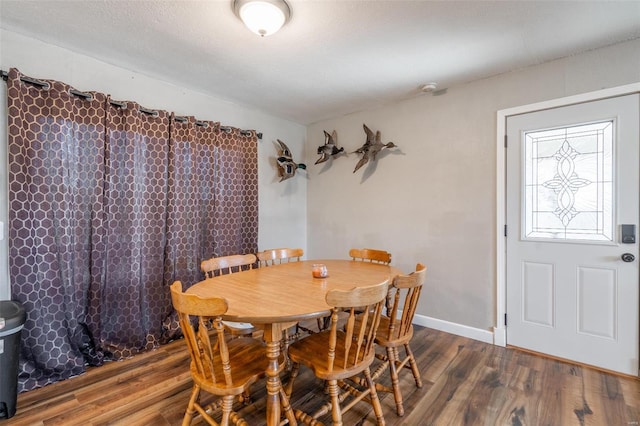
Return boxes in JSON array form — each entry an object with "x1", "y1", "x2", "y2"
[{"x1": 413, "y1": 314, "x2": 494, "y2": 344}]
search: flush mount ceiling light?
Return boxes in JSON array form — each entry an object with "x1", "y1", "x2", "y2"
[{"x1": 233, "y1": 0, "x2": 291, "y2": 37}]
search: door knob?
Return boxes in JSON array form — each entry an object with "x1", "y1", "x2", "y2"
[{"x1": 621, "y1": 253, "x2": 635, "y2": 262}]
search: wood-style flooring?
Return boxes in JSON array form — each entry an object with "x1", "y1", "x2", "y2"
[{"x1": 6, "y1": 326, "x2": 639, "y2": 425}]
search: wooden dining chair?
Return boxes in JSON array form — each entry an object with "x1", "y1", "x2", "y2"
[
  {"x1": 349, "y1": 248, "x2": 392, "y2": 265},
  {"x1": 170, "y1": 281, "x2": 278, "y2": 426},
  {"x1": 338, "y1": 248, "x2": 392, "y2": 329},
  {"x1": 201, "y1": 253, "x2": 260, "y2": 337},
  {"x1": 201, "y1": 253, "x2": 258, "y2": 278},
  {"x1": 257, "y1": 247, "x2": 304, "y2": 267},
  {"x1": 256, "y1": 247, "x2": 309, "y2": 351},
  {"x1": 285, "y1": 280, "x2": 390, "y2": 426},
  {"x1": 354, "y1": 263, "x2": 427, "y2": 417}
]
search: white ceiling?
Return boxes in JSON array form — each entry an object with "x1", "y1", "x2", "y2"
[{"x1": 2, "y1": 1, "x2": 639, "y2": 125}]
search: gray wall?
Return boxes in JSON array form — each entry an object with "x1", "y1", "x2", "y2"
[{"x1": 306, "y1": 38, "x2": 640, "y2": 334}]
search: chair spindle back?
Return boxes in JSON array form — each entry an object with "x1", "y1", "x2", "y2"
[
  {"x1": 201, "y1": 253, "x2": 257, "y2": 278},
  {"x1": 325, "y1": 280, "x2": 389, "y2": 372},
  {"x1": 384, "y1": 263, "x2": 427, "y2": 341},
  {"x1": 170, "y1": 281, "x2": 230, "y2": 385},
  {"x1": 257, "y1": 248, "x2": 304, "y2": 267},
  {"x1": 349, "y1": 248, "x2": 392, "y2": 265}
]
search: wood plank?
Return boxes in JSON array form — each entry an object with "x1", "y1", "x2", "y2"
[{"x1": 7, "y1": 327, "x2": 639, "y2": 426}]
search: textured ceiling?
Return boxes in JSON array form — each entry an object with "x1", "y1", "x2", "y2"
[{"x1": 2, "y1": 1, "x2": 639, "y2": 124}]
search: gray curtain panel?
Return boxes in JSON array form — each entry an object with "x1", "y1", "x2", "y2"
[{"x1": 6, "y1": 68, "x2": 258, "y2": 392}]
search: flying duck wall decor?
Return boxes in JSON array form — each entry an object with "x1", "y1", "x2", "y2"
[
  {"x1": 315, "y1": 130, "x2": 344, "y2": 165},
  {"x1": 276, "y1": 139, "x2": 306, "y2": 182},
  {"x1": 352, "y1": 124, "x2": 398, "y2": 173}
]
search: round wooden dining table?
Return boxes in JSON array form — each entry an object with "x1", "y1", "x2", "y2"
[{"x1": 186, "y1": 259, "x2": 400, "y2": 426}]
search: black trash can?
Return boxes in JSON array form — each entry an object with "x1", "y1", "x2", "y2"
[{"x1": 0, "y1": 301, "x2": 26, "y2": 420}]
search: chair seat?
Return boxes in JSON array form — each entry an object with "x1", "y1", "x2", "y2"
[
  {"x1": 288, "y1": 330, "x2": 376, "y2": 380},
  {"x1": 374, "y1": 316, "x2": 414, "y2": 347},
  {"x1": 222, "y1": 320, "x2": 259, "y2": 331},
  {"x1": 222, "y1": 320, "x2": 264, "y2": 339},
  {"x1": 192, "y1": 336, "x2": 271, "y2": 395}
]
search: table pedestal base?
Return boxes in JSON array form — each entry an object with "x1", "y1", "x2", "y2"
[{"x1": 265, "y1": 324, "x2": 297, "y2": 426}]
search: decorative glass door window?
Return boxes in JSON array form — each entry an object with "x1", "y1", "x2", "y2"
[{"x1": 523, "y1": 120, "x2": 614, "y2": 241}]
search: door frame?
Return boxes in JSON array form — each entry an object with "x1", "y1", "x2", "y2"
[{"x1": 495, "y1": 82, "x2": 640, "y2": 350}]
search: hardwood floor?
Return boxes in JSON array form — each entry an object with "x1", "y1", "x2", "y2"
[{"x1": 7, "y1": 326, "x2": 639, "y2": 425}]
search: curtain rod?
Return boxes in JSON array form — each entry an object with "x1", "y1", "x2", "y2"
[{"x1": 1, "y1": 69, "x2": 262, "y2": 139}]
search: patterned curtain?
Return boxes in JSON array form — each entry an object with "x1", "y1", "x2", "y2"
[
  {"x1": 213, "y1": 128, "x2": 259, "y2": 256},
  {"x1": 95, "y1": 101, "x2": 171, "y2": 358},
  {"x1": 164, "y1": 117, "x2": 219, "y2": 292},
  {"x1": 6, "y1": 68, "x2": 259, "y2": 392}
]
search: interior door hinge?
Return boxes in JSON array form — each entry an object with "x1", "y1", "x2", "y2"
[
  {"x1": 504, "y1": 134, "x2": 508, "y2": 148},
  {"x1": 504, "y1": 313, "x2": 507, "y2": 326},
  {"x1": 504, "y1": 225, "x2": 507, "y2": 237}
]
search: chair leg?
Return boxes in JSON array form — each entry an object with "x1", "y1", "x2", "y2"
[
  {"x1": 327, "y1": 379, "x2": 343, "y2": 426},
  {"x1": 279, "y1": 384, "x2": 298, "y2": 426},
  {"x1": 364, "y1": 368, "x2": 386, "y2": 425},
  {"x1": 404, "y1": 343, "x2": 423, "y2": 388},
  {"x1": 183, "y1": 384, "x2": 200, "y2": 426},
  {"x1": 386, "y1": 347, "x2": 404, "y2": 416},
  {"x1": 285, "y1": 362, "x2": 300, "y2": 397}
]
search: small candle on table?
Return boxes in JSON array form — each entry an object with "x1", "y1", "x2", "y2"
[{"x1": 312, "y1": 263, "x2": 327, "y2": 278}]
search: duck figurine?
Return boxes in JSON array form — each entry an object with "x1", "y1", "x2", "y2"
[
  {"x1": 315, "y1": 130, "x2": 344, "y2": 165},
  {"x1": 352, "y1": 124, "x2": 397, "y2": 173},
  {"x1": 276, "y1": 139, "x2": 306, "y2": 182}
]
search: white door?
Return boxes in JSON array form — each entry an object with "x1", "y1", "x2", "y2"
[{"x1": 506, "y1": 94, "x2": 639, "y2": 376}]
